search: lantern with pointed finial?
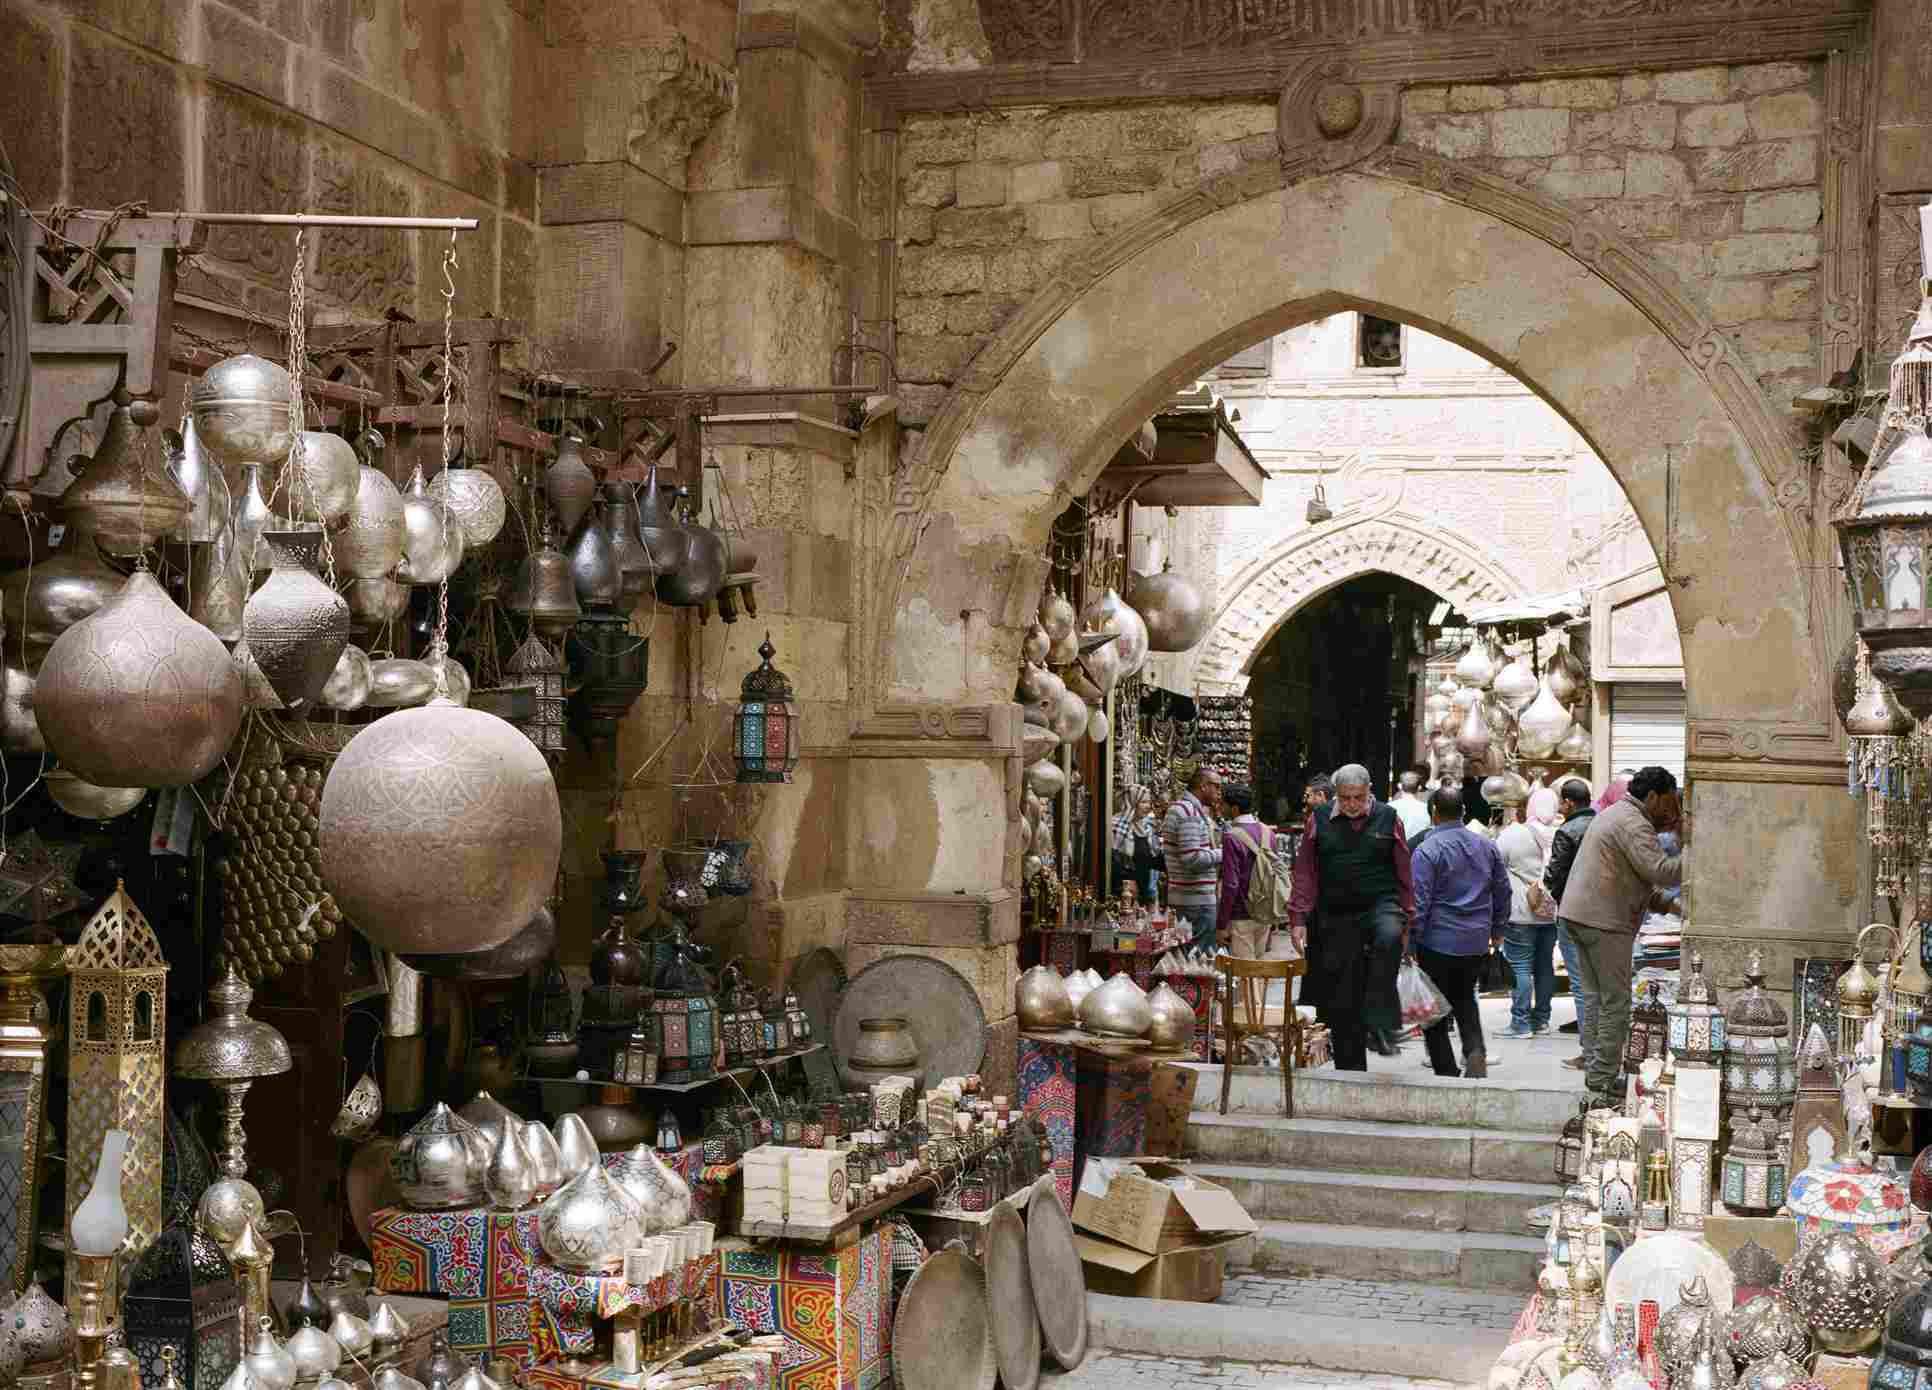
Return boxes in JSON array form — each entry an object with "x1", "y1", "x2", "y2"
[
  {"x1": 1723, "y1": 950, "x2": 1796, "y2": 1119},
  {"x1": 1839, "y1": 924, "x2": 1891, "y2": 1065},
  {"x1": 734, "y1": 634, "x2": 800, "y2": 784},
  {"x1": 1668, "y1": 952, "x2": 1726, "y2": 1068},
  {"x1": 1792, "y1": 1023, "x2": 1848, "y2": 1173}
]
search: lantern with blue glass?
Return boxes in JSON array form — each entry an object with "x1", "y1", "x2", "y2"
[
  {"x1": 1722, "y1": 950, "x2": 1796, "y2": 1120},
  {"x1": 733, "y1": 635, "x2": 800, "y2": 784},
  {"x1": 1871, "y1": 1266, "x2": 1932, "y2": 1390},
  {"x1": 1719, "y1": 1107, "x2": 1787, "y2": 1217},
  {"x1": 1668, "y1": 952, "x2": 1726, "y2": 1067}
]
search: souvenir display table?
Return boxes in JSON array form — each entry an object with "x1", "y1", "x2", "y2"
[
  {"x1": 529, "y1": 1250, "x2": 722, "y2": 1362},
  {"x1": 1017, "y1": 1028, "x2": 1201, "y2": 1208}
]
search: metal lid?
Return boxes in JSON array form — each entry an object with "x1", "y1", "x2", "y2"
[
  {"x1": 986, "y1": 1199, "x2": 1041, "y2": 1390},
  {"x1": 891, "y1": 1246, "x2": 994, "y2": 1390},
  {"x1": 1026, "y1": 1175, "x2": 1089, "y2": 1370}
]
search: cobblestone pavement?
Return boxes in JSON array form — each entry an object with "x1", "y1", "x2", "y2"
[
  {"x1": 1219, "y1": 1272, "x2": 1525, "y2": 1331},
  {"x1": 1040, "y1": 1351, "x2": 1478, "y2": 1390}
]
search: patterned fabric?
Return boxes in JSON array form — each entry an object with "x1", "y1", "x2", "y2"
[
  {"x1": 1017, "y1": 1038, "x2": 1075, "y2": 1211},
  {"x1": 1041, "y1": 933, "x2": 1085, "y2": 972},
  {"x1": 1144, "y1": 1063, "x2": 1198, "y2": 1158},
  {"x1": 716, "y1": 1225, "x2": 893, "y2": 1390},
  {"x1": 370, "y1": 1208, "x2": 543, "y2": 1366},
  {"x1": 526, "y1": 1350, "x2": 771, "y2": 1390},
  {"x1": 530, "y1": 1254, "x2": 720, "y2": 1361},
  {"x1": 1077, "y1": 1051, "x2": 1151, "y2": 1159}
]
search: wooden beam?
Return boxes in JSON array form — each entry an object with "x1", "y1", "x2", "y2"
[{"x1": 170, "y1": 342, "x2": 385, "y2": 407}]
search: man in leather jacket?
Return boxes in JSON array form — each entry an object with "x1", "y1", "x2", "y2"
[{"x1": 1540, "y1": 779, "x2": 1596, "y2": 1072}]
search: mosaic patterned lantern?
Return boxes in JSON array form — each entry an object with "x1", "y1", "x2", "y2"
[
  {"x1": 1723, "y1": 951, "x2": 1796, "y2": 1119},
  {"x1": 506, "y1": 635, "x2": 566, "y2": 760},
  {"x1": 1625, "y1": 980, "x2": 1669, "y2": 1072},
  {"x1": 761, "y1": 992, "x2": 789, "y2": 1057},
  {"x1": 122, "y1": 1226, "x2": 242, "y2": 1390},
  {"x1": 1669, "y1": 953, "x2": 1727, "y2": 1067},
  {"x1": 1787, "y1": 1157, "x2": 1913, "y2": 1253},
  {"x1": 651, "y1": 951, "x2": 717, "y2": 1086},
  {"x1": 66, "y1": 883, "x2": 168, "y2": 1293},
  {"x1": 1792, "y1": 1023, "x2": 1848, "y2": 1173},
  {"x1": 784, "y1": 991, "x2": 812, "y2": 1052},
  {"x1": 733, "y1": 635, "x2": 800, "y2": 784},
  {"x1": 0, "y1": 943, "x2": 64, "y2": 1294},
  {"x1": 1720, "y1": 1108, "x2": 1788, "y2": 1216}
]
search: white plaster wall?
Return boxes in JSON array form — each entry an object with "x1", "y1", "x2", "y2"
[{"x1": 1135, "y1": 312, "x2": 1666, "y2": 694}]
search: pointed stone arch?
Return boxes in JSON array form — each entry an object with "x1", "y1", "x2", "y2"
[{"x1": 1190, "y1": 517, "x2": 1518, "y2": 695}]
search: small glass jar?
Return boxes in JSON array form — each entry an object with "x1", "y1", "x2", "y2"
[
  {"x1": 959, "y1": 1167, "x2": 990, "y2": 1213},
  {"x1": 802, "y1": 1117, "x2": 825, "y2": 1148},
  {"x1": 821, "y1": 1098, "x2": 843, "y2": 1139},
  {"x1": 844, "y1": 1148, "x2": 866, "y2": 1205},
  {"x1": 782, "y1": 1097, "x2": 804, "y2": 1146}
]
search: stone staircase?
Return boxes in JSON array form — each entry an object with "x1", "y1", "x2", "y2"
[{"x1": 1184, "y1": 1062, "x2": 1567, "y2": 1294}]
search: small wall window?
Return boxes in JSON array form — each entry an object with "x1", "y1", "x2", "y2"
[
  {"x1": 133, "y1": 992, "x2": 153, "y2": 1042},
  {"x1": 1357, "y1": 314, "x2": 1404, "y2": 369},
  {"x1": 85, "y1": 992, "x2": 106, "y2": 1043}
]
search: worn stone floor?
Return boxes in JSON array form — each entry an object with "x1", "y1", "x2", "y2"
[
  {"x1": 1039, "y1": 1352, "x2": 1477, "y2": 1390},
  {"x1": 1218, "y1": 1272, "x2": 1524, "y2": 1332}
]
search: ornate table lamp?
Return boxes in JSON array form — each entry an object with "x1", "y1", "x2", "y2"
[
  {"x1": 0, "y1": 940, "x2": 65, "y2": 1294},
  {"x1": 71, "y1": 1129, "x2": 131, "y2": 1390},
  {"x1": 1723, "y1": 950, "x2": 1796, "y2": 1119},
  {"x1": 173, "y1": 964, "x2": 293, "y2": 1180}
]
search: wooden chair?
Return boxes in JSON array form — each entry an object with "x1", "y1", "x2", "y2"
[{"x1": 1218, "y1": 955, "x2": 1308, "y2": 1118}]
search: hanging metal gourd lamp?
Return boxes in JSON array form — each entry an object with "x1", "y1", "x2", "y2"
[
  {"x1": 320, "y1": 238, "x2": 564, "y2": 957},
  {"x1": 282, "y1": 432, "x2": 359, "y2": 525},
  {"x1": 1546, "y1": 640, "x2": 1585, "y2": 706},
  {"x1": 1083, "y1": 588, "x2": 1149, "y2": 681},
  {"x1": 509, "y1": 540, "x2": 581, "y2": 640},
  {"x1": 1455, "y1": 694, "x2": 1491, "y2": 760},
  {"x1": 35, "y1": 571, "x2": 243, "y2": 787},
  {"x1": 398, "y1": 474, "x2": 464, "y2": 585},
  {"x1": 243, "y1": 532, "x2": 350, "y2": 708},
  {"x1": 0, "y1": 513, "x2": 124, "y2": 653},
  {"x1": 545, "y1": 434, "x2": 597, "y2": 536},
  {"x1": 337, "y1": 467, "x2": 406, "y2": 580},
  {"x1": 1555, "y1": 720, "x2": 1593, "y2": 763},
  {"x1": 1128, "y1": 563, "x2": 1210, "y2": 653},
  {"x1": 1423, "y1": 683, "x2": 1452, "y2": 734},
  {"x1": 191, "y1": 354, "x2": 293, "y2": 481},
  {"x1": 425, "y1": 463, "x2": 507, "y2": 548},
  {"x1": 568, "y1": 502, "x2": 622, "y2": 609},
  {"x1": 61, "y1": 400, "x2": 191, "y2": 555},
  {"x1": 168, "y1": 414, "x2": 226, "y2": 545},
  {"x1": 1455, "y1": 637, "x2": 1496, "y2": 691},
  {"x1": 1493, "y1": 647, "x2": 1539, "y2": 712},
  {"x1": 1836, "y1": 209, "x2": 1932, "y2": 717},
  {"x1": 231, "y1": 463, "x2": 276, "y2": 576},
  {"x1": 602, "y1": 484, "x2": 653, "y2": 598},
  {"x1": 1517, "y1": 676, "x2": 1573, "y2": 759}
]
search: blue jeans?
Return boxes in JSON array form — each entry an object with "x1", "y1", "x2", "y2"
[
  {"x1": 1174, "y1": 901, "x2": 1216, "y2": 953},
  {"x1": 1556, "y1": 920, "x2": 1593, "y2": 1046},
  {"x1": 1503, "y1": 922, "x2": 1557, "y2": 1032}
]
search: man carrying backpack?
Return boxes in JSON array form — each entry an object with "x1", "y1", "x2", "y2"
[{"x1": 1218, "y1": 784, "x2": 1289, "y2": 958}]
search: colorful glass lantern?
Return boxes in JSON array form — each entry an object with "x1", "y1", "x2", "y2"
[
  {"x1": 1909, "y1": 1014, "x2": 1932, "y2": 1101},
  {"x1": 1840, "y1": 924, "x2": 1890, "y2": 1063},
  {"x1": 1625, "y1": 980, "x2": 1669, "y2": 1072},
  {"x1": 566, "y1": 612, "x2": 649, "y2": 747},
  {"x1": 1669, "y1": 953, "x2": 1727, "y2": 1067},
  {"x1": 1720, "y1": 1107, "x2": 1787, "y2": 1216},
  {"x1": 1787, "y1": 1157, "x2": 1913, "y2": 1252},
  {"x1": 761, "y1": 992, "x2": 788, "y2": 1058},
  {"x1": 733, "y1": 635, "x2": 800, "y2": 784},
  {"x1": 1872, "y1": 1277, "x2": 1932, "y2": 1390},
  {"x1": 122, "y1": 1226, "x2": 241, "y2": 1390},
  {"x1": 651, "y1": 947, "x2": 717, "y2": 1085},
  {"x1": 1723, "y1": 950, "x2": 1797, "y2": 1119},
  {"x1": 613, "y1": 1011, "x2": 658, "y2": 1087},
  {"x1": 784, "y1": 991, "x2": 812, "y2": 1051}
]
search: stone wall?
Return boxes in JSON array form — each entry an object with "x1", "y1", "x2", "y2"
[{"x1": 890, "y1": 59, "x2": 1827, "y2": 429}]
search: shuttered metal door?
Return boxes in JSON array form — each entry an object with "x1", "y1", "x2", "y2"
[{"x1": 1610, "y1": 683, "x2": 1686, "y2": 781}]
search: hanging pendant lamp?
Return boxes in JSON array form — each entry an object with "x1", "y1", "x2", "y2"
[
  {"x1": 283, "y1": 432, "x2": 359, "y2": 525},
  {"x1": 1518, "y1": 677, "x2": 1574, "y2": 759},
  {"x1": 244, "y1": 531, "x2": 351, "y2": 708},
  {"x1": 337, "y1": 467, "x2": 406, "y2": 581},
  {"x1": 425, "y1": 466, "x2": 507, "y2": 547},
  {"x1": 399, "y1": 475, "x2": 464, "y2": 585},
  {"x1": 545, "y1": 436, "x2": 597, "y2": 536}
]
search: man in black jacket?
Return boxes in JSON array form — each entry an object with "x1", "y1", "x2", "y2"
[{"x1": 1541, "y1": 779, "x2": 1596, "y2": 1068}]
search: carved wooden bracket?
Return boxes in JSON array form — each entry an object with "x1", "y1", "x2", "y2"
[{"x1": 627, "y1": 35, "x2": 738, "y2": 174}]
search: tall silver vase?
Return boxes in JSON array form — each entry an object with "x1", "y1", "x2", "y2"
[{"x1": 245, "y1": 531, "x2": 351, "y2": 708}]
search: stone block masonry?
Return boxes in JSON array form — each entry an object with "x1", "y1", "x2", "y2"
[{"x1": 892, "y1": 60, "x2": 1826, "y2": 425}]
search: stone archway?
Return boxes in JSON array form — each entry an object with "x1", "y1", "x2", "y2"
[{"x1": 865, "y1": 148, "x2": 1856, "y2": 968}]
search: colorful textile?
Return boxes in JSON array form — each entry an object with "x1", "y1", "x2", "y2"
[
  {"x1": 716, "y1": 1225, "x2": 893, "y2": 1390},
  {"x1": 526, "y1": 1349, "x2": 772, "y2": 1390},
  {"x1": 529, "y1": 1254, "x2": 720, "y2": 1361},
  {"x1": 1017, "y1": 1037, "x2": 1075, "y2": 1211},
  {"x1": 1144, "y1": 1063, "x2": 1198, "y2": 1158},
  {"x1": 1076, "y1": 1051, "x2": 1150, "y2": 1160},
  {"x1": 370, "y1": 1207, "x2": 543, "y2": 1366}
]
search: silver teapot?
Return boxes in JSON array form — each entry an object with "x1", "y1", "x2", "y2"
[
  {"x1": 391, "y1": 1102, "x2": 488, "y2": 1209},
  {"x1": 608, "y1": 1142, "x2": 693, "y2": 1234}
]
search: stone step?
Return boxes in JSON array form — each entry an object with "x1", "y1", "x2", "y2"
[
  {"x1": 1229, "y1": 1218, "x2": 1545, "y2": 1293},
  {"x1": 1186, "y1": 1061, "x2": 1580, "y2": 1132},
  {"x1": 1189, "y1": 1162, "x2": 1553, "y2": 1236},
  {"x1": 1188, "y1": 1113, "x2": 1559, "y2": 1185},
  {"x1": 1086, "y1": 1292, "x2": 1511, "y2": 1382}
]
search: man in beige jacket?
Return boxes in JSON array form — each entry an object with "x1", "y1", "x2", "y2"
[{"x1": 1556, "y1": 765, "x2": 1683, "y2": 1103}]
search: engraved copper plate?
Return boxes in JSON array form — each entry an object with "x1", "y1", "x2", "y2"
[
  {"x1": 833, "y1": 955, "x2": 985, "y2": 1089},
  {"x1": 1026, "y1": 1175, "x2": 1087, "y2": 1369},
  {"x1": 892, "y1": 1246, "x2": 995, "y2": 1390},
  {"x1": 987, "y1": 1199, "x2": 1040, "y2": 1390}
]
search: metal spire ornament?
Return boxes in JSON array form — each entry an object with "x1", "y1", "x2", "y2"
[{"x1": 320, "y1": 232, "x2": 563, "y2": 957}]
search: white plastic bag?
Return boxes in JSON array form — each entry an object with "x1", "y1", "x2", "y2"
[{"x1": 1397, "y1": 957, "x2": 1452, "y2": 1031}]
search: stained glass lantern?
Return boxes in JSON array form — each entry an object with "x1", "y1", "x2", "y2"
[
  {"x1": 733, "y1": 635, "x2": 800, "y2": 784},
  {"x1": 1892, "y1": 925, "x2": 1932, "y2": 1098},
  {"x1": 1625, "y1": 980, "x2": 1669, "y2": 1072},
  {"x1": 784, "y1": 991, "x2": 812, "y2": 1051},
  {"x1": 651, "y1": 947, "x2": 717, "y2": 1085},
  {"x1": 1840, "y1": 925, "x2": 1888, "y2": 1063},
  {"x1": 123, "y1": 1225, "x2": 241, "y2": 1390},
  {"x1": 566, "y1": 612, "x2": 649, "y2": 747},
  {"x1": 1909, "y1": 1015, "x2": 1932, "y2": 1101},
  {"x1": 761, "y1": 992, "x2": 788, "y2": 1058},
  {"x1": 507, "y1": 635, "x2": 567, "y2": 760},
  {"x1": 613, "y1": 1012, "x2": 658, "y2": 1087},
  {"x1": 1668, "y1": 952, "x2": 1727, "y2": 1067},
  {"x1": 1723, "y1": 950, "x2": 1797, "y2": 1119},
  {"x1": 1720, "y1": 1108, "x2": 1788, "y2": 1217}
]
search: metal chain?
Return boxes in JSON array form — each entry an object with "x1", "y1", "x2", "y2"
[
  {"x1": 432, "y1": 229, "x2": 457, "y2": 696},
  {"x1": 282, "y1": 232, "x2": 339, "y2": 589}
]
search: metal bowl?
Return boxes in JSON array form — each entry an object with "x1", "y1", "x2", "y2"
[{"x1": 191, "y1": 354, "x2": 294, "y2": 467}]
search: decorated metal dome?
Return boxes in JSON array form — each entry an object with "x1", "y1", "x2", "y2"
[{"x1": 1726, "y1": 951, "x2": 1788, "y2": 1035}]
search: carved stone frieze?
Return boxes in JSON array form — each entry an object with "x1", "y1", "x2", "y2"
[
  {"x1": 1277, "y1": 60, "x2": 1400, "y2": 180},
  {"x1": 202, "y1": 89, "x2": 304, "y2": 285},
  {"x1": 848, "y1": 702, "x2": 1020, "y2": 755},
  {"x1": 309, "y1": 144, "x2": 417, "y2": 318},
  {"x1": 627, "y1": 35, "x2": 737, "y2": 175}
]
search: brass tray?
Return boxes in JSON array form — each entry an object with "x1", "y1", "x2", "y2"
[
  {"x1": 892, "y1": 1245, "x2": 995, "y2": 1390},
  {"x1": 987, "y1": 1198, "x2": 1041, "y2": 1390},
  {"x1": 1026, "y1": 1175, "x2": 1088, "y2": 1370}
]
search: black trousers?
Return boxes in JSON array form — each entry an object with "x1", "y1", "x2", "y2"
[
  {"x1": 1417, "y1": 946, "x2": 1487, "y2": 1077},
  {"x1": 1308, "y1": 899, "x2": 1405, "y2": 1073}
]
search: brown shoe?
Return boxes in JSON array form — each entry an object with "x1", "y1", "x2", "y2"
[{"x1": 1465, "y1": 1053, "x2": 1489, "y2": 1079}]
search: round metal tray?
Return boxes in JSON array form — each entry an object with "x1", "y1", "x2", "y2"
[
  {"x1": 987, "y1": 1198, "x2": 1041, "y2": 1390},
  {"x1": 833, "y1": 954, "x2": 987, "y2": 1088},
  {"x1": 1026, "y1": 1175, "x2": 1088, "y2": 1370},
  {"x1": 893, "y1": 1246, "x2": 996, "y2": 1390}
]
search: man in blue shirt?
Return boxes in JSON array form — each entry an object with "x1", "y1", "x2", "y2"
[{"x1": 1411, "y1": 785, "x2": 1511, "y2": 1079}]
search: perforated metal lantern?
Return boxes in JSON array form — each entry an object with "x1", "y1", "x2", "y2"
[
  {"x1": 1556, "y1": 1100, "x2": 1587, "y2": 1186},
  {"x1": 1720, "y1": 1108, "x2": 1788, "y2": 1217},
  {"x1": 733, "y1": 635, "x2": 800, "y2": 784},
  {"x1": 1625, "y1": 980, "x2": 1669, "y2": 1072},
  {"x1": 122, "y1": 1226, "x2": 241, "y2": 1390},
  {"x1": 566, "y1": 612, "x2": 648, "y2": 747},
  {"x1": 1724, "y1": 950, "x2": 1796, "y2": 1118},
  {"x1": 1669, "y1": 952, "x2": 1727, "y2": 1067}
]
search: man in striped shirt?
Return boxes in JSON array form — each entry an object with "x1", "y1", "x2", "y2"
[{"x1": 1162, "y1": 767, "x2": 1224, "y2": 952}]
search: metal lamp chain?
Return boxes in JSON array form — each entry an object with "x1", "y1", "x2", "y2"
[
  {"x1": 433, "y1": 229, "x2": 457, "y2": 696},
  {"x1": 284, "y1": 231, "x2": 338, "y2": 588}
]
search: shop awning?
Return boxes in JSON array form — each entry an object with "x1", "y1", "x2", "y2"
[
  {"x1": 1464, "y1": 590, "x2": 1587, "y2": 627},
  {"x1": 1094, "y1": 389, "x2": 1265, "y2": 507}
]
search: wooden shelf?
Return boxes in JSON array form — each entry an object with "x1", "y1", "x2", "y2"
[
  {"x1": 740, "y1": 1174, "x2": 939, "y2": 1248},
  {"x1": 526, "y1": 1044, "x2": 826, "y2": 1094}
]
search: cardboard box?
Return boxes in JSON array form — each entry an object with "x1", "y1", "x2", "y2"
[
  {"x1": 1073, "y1": 1232, "x2": 1244, "y2": 1301},
  {"x1": 1071, "y1": 1157, "x2": 1256, "y2": 1254}
]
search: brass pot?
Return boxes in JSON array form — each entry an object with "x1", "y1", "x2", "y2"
[
  {"x1": 1147, "y1": 982, "x2": 1196, "y2": 1051},
  {"x1": 1015, "y1": 965, "x2": 1074, "y2": 1031},
  {"x1": 545, "y1": 437, "x2": 598, "y2": 537},
  {"x1": 1078, "y1": 973, "x2": 1152, "y2": 1039},
  {"x1": 846, "y1": 1017, "x2": 920, "y2": 1085},
  {"x1": 1128, "y1": 564, "x2": 1209, "y2": 653},
  {"x1": 656, "y1": 523, "x2": 725, "y2": 607},
  {"x1": 508, "y1": 546, "x2": 581, "y2": 641}
]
